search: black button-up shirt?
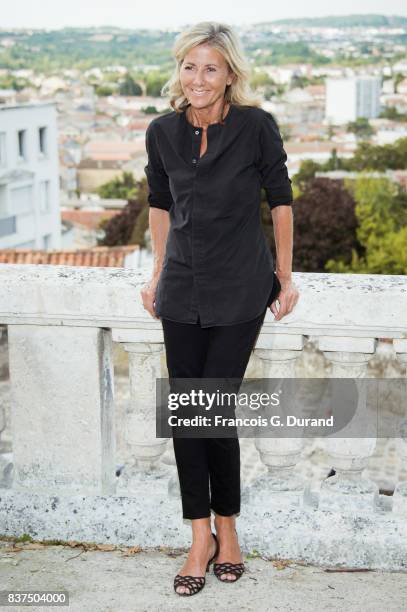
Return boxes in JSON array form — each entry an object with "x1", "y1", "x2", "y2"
[{"x1": 144, "y1": 103, "x2": 293, "y2": 328}]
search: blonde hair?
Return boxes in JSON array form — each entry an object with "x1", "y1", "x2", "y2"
[{"x1": 161, "y1": 21, "x2": 262, "y2": 113}]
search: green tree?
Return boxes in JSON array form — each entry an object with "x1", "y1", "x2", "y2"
[
  {"x1": 249, "y1": 71, "x2": 274, "y2": 91},
  {"x1": 141, "y1": 105, "x2": 159, "y2": 114},
  {"x1": 295, "y1": 138, "x2": 407, "y2": 175},
  {"x1": 129, "y1": 205, "x2": 149, "y2": 248},
  {"x1": 292, "y1": 159, "x2": 322, "y2": 193},
  {"x1": 346, "y1": 117, "x2": 374, "y2": 139},
  {"x1": 95, "y1": 84, "x2": 115, "y2": 97},
  {"x1": 260, "y1": 177, "x2": 359, "y2": 272},
  {"x1": 97, "y1": 172, "x2": 138, "y2": 199},
  {"x1": 0, "y1": 75, "x2": 32, "y2": 91},
  {"x1": 293, "y1": 149, "x2": 350, "y2": 194},
  {"x1": 325, "y1": 148, "x2": 343, "y2": 171},
  {"x1": 119, "y1": 73, "x2": 142, "y2": 96},
  {"x1": 394, "y1": 73, "x2": 405, "y2": 93},
  {"x1": 291, "y1": 178, "x2": 360, "y2": 272},
  {"x1": 347, "y1": 138, "x2": 407, "y2": 171},
  {"x1": 379, "y1": 106, "x2": 407, "y2": 122},
  {"x1": 325, "y1": 175, "x2": 407, "y2": 274},
  {"x1": 145, "y1": 71, "x2": 169, "y2": 97},
  {"x1": 99, "y1": 179, "x2": 149, "y2": 248}
]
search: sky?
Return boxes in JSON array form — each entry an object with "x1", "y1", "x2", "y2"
[{"x1": 1, "y1": 0, "x2": 407, "y2": 30}]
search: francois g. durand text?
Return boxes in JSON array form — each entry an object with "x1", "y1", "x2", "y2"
[{"x1": 168, "y1": 415, "x2": 334, "y2": 428}]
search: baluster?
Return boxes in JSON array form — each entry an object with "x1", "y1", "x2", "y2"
[
  {"x1": 392, "y1": 344, "x2": 407, "y2": 517},
  {"x1": 115, "y1": 340, "x2": 170, "y2": 492},
  {"x1": 318, "y1": 337, "x2": 378, "y2": 512},
  {"x1": 250, "y1": 334, "x2": 305, "y2": 507},
  {"x1": 0, "y1": 328, "x2": 12, "y2": 486}
]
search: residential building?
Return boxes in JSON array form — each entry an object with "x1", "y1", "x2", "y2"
[
  {"x1": 325, "y1": 76, "x2": 382, "y2": 124},
  {"x1": 0, "y1": 102, "x2": 61, "y2": 249}
]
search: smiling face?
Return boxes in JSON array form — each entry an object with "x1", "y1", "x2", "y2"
[{"x1": 180, "y1": 43, "x2": 234, "y2": 110}]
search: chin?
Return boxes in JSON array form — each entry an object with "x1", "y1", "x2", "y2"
[{"x1": 189, "y1": 97, "x2": 215, "y2": 108}]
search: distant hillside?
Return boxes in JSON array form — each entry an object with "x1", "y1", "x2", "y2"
[
  {"x1": 0, "y1": 18, "x2": 405, "y2": 74},
  {"x1": 0, "y1": 28, "x2": 177, "y2": 72},
  {"x1": 268, "y1": 14, "x2": 407, "y2": 28}
]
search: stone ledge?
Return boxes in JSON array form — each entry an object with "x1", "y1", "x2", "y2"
[{"x1": 1, "y1": 475, "x2": 406, "y2": 571}]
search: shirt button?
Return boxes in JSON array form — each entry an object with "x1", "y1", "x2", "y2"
[
  {"x1": 192, "y1": 158, "x2": 197, "y2": 164},
  {"x1": 195, "y1": 130, "x2": 200, "y2": 135}
]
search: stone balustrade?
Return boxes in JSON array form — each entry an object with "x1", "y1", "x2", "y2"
[{"x1": 0, "y1": 263, "x2": 406, "y2": 570}]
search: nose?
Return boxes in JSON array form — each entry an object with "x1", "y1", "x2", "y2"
[{"x1": 192, "y1": 69, "x2": 206, "y2": 86}]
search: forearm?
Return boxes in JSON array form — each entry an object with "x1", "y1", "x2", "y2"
[
  {"x1": 271, "y1": 205, "x2": 293, "y2": 282},
  {"x1": 149, "y1": 207, "x2": 170, "y2": 281}
]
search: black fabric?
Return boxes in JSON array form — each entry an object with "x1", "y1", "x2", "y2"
[
  {"x1": 145, "y1": 103, "x2": 292, "y2": 328},
  {"x1": 161, "y1": 308, "x2": 267, "y2": 520},
  {"x1": 268, "y1": 271, "x2": 281, "y2": 306}
]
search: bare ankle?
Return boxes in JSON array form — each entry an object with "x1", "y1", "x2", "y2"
[
  {"x1": 190, "y1": 523, "x2": 212, "y2": 545},
  {"x1": 214, "y1": 515, "x2": 236, "y2": 528}
]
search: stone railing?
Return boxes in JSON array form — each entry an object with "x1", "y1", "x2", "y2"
[{"x1": 0, "y1": 264, "x2": 406, "y2": 571}]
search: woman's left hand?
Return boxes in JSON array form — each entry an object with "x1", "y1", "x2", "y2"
[{"x1": 269, "y1": 278, "x2": 300, "y2": 321}]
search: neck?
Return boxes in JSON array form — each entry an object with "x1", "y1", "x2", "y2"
[{"x1": 187, "y1": 98, "x2": 229, "y2": 129}]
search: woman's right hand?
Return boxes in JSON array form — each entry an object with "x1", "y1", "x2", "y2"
[{"x1": 140, "y1": 276, "x2": 160, "y2": 320}]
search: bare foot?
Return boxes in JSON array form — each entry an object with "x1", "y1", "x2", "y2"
[
  {"x1": 214, "y1": 515, "x2": 243, "y2": 581},
  {"x1": 175, "y1": 531, "x2": 218, "y2": 595}
]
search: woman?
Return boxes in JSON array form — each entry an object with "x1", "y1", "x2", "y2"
[{"x1": 141, "y1": 21, "x2": 299, "y2": 596}]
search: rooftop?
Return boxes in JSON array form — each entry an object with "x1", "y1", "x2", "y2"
[{"x1": 0, "y1": 245, "x2": 138, "y2": 267}]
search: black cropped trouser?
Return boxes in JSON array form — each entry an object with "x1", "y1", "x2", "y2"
[{"x1": 161, "y1": 308, "x2": 267, "y2": 520}]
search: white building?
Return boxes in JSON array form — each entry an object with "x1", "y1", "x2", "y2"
[
  {"x1": 0, "y1": 103, "x2": 61, "y2": 249},
  {"x1": 325, "y1": 76, "x2": 382, "y2": 124}
]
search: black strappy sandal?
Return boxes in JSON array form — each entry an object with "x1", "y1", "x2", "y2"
[
  {"x1": 214, "y1": 561, "x2": 245, "y2": 582},
  {"x1": 213, "y1": 528, "x2": 245, "y2": 583},
  {"x1": 173, "y1": 532, "x2": 219, "y2": 597}
]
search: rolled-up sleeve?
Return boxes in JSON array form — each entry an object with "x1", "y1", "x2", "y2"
[
  {"x1": 144, "y1": 122, "x2": 174, "y2": 211},
  {"x1": 257, "y1": 112, "x2": 293, "y2": 210}
]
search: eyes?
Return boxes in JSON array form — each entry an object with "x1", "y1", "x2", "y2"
[{"x1": 183, "y1": 66, "x2": 216, "y2": 72}]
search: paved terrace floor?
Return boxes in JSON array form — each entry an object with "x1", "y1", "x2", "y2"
[{"x1": 1, "y1": 537, "x2": 406, "y2": 612}]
